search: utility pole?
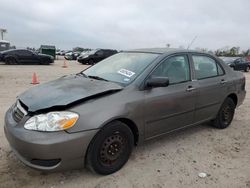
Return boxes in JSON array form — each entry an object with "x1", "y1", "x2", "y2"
[{"x1": 0, "y1": 28, "x2": 7, "y2": 40}]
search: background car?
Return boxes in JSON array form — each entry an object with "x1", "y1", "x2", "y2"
[
  {"x1": 64, "y1": 51, "x2": 81, "y2": 60},
  {"x1": 77, "y1": 49, "x2": 117, "y2": 65},
  {"x1": 220, "y1": 56, "x2": 250, "y2": 72},
  {"x1": 0, "y1": 49, "x2": 54, "y2": 65},
  {"x1": 0, "y1": 40, "x2": 10, "y2": 51},
  {"x1": 56, "y1": 50, "x2": 66, "y2": 56}
]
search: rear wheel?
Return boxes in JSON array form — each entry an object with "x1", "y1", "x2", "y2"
[
  {"x1": 5, "y1": 57, "x2": 17, "y2": 65},
  {"x1": 86, "y1": 121, "x2": 134, "y2": 175},
  {"x1": 212, "y1": 98, "x2": 236, "y2": 129}
]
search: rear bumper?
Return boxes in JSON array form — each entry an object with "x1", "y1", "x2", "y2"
[{"x1": 4, "y1": 107, "x2": 98, "y2": 172}]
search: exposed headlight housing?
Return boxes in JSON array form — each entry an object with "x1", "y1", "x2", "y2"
[{"x1": 24, "y1": 111, "x2": 79, "y2": 132}]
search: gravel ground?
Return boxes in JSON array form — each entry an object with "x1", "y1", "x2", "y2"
[{"x1": 0, "y1": 58, "x2": 249, "y2": 188}]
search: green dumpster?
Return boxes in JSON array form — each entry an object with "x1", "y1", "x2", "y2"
[{"x1": 40, "y1": 45, "x2": 56, "y2": 58}]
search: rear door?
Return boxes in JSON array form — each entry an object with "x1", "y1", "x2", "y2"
[
  {"x1": 95, "y1": 50, "x2": 104, "y2": 62},
  {"x1": 234, "y1": 59, "x2": 243, "y2": 70},
  {"x1": 144, "y1": 54, "x2": 197, "y2": 138},
  {"x1": 238, "y1": 58, "x2": 247, "y2": 70},
  {"x1": 191, "y1": 54, "x2": 228, "y2": 123}
]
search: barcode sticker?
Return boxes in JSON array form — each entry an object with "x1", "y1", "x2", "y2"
[{"x1": 118, "y1": 69, "x2": 135, "y2": 78}]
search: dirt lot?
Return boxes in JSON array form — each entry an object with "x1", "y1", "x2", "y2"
[{"x1": 0, "y1": 58, "x2": 249, "y2": 188}]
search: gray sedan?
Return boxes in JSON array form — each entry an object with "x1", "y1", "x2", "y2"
[{"x1": 4, "y1": 48, "x2": 246, "y2": 174}]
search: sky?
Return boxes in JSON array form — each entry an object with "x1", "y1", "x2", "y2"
[{"x1": 0, "y1": 0, "x2": 250, "y2": 51}]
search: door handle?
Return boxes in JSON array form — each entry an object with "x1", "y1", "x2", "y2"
[
  {"x1": 220, "y1": 80, "x2": 227, "y2": 84},
  {"x1": 186, "y1": 86, "x2": 195, "y2": 92}
]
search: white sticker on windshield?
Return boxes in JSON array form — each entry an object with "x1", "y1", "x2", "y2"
[{"x1": 118, "y1": 69, "x2": 135, "y2": 78}]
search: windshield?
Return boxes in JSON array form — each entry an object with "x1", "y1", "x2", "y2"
[
  {"x1": 87, "y1": 50, "x2": 97, "y2": 55},
  {"x1": 83, "y1": 52, "x2": 159, "y2": 85},
  {"x1": 80, "y1": 51, "x2": 88, "y2": 55}
]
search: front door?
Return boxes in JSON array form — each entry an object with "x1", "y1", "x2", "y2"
[
  {"x1": 19, "y1": 50, "x2": 38, "y2": 64},
  {"x1": 144, "y1": 54, "x2": 197, "y2": 139}
]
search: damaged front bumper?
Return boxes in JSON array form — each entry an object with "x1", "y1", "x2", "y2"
[{"x1": 4, "y1": 107, "x2": 98, "y2": 172}]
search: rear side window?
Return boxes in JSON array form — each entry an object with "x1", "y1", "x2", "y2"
[
  {"x1": 192, "y1": 55, "x2": 223, "y2": 79},
  {"x1": 20, "y1": 50, "x2": 32, "y2": 56}
]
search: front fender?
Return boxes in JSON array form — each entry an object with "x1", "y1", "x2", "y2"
[{"x1": 65, "y1": 89, "x2": 145, "y2": 141}]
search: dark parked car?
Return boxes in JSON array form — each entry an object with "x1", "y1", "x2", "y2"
[
  {"x1": 77, "y1": 49, "x2": 117, "y2": 64},
  {"x1": 221, "y1": 57, "x2": 250, "y2": 72},
  {"x1": 0, "y1": 49, "x2": 54, "y2": 65},
  {"x1": 4, "y1": 48, "x2": 246, "y2": 175}
]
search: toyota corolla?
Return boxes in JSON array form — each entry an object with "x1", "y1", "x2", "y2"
[{"x1": 4, "y1": 48, "x2": 246, "y2": 175}]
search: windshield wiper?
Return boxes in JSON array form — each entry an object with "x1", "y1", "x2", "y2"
[
  {"x1": 76, "y1": 72, "x2": 88, "y2": 78},
  {"x1": 88, "y1": 75, "x2": 109, "y2": 82}
]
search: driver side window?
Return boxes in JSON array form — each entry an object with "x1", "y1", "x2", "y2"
[{"x1": 151, "y1": 55, "x2": 190, "y2": 84}]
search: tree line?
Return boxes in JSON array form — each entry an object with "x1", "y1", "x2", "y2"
[{"x1": 194, "y1": 47, "x2": 250, "y2": 57}]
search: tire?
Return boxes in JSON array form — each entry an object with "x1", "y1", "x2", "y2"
[
  {"x1": 245, "y1": 66, "x2": 249, "y2": 72},
  {"x1": 88, "y1": 59, "x2": 94, "y2": 65},
  {"x1": 86, "y1": 121, "x2": 134, "y2": 175},
  {"x1": 212, "y1": 98, "x2": 236, "y2": 129},
  {"x1": 5, "y1": 57, "x2": 17, "y2": 65}
]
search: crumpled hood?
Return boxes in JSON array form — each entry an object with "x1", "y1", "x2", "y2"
[{"x1": 18, "y1": 75, "x2": 123, "y2": 113}]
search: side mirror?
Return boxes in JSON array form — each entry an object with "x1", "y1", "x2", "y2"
[{"x1": 146, "y1": 77, "x2": 169, "y2": 88}]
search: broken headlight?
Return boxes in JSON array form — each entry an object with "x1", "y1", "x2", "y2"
[{"x1": 24, "y1": 111, "x2": 79, "y2": 132}]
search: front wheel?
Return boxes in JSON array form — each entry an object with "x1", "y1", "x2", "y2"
[
  {"x1": 86, "y1": 121, "x2": 134, "y2": 175},
  {"x1": 212, "y1": 98, "x2": 236, "y2": 129},
  {"x1": 88, "y1": 59, "x2": 94, "y2": 65}
]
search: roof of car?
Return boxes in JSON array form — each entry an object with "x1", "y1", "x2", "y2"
[
  {"x1": 124, "y1": 48, "x2": 204, "y2": 54},
  {"x1": 0, "y1": 40, "x2": 10, "y2": 44}
]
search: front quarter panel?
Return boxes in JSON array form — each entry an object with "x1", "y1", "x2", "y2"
[{"x1": 66, "y1": 87, "x2": 145, "y2": 141}]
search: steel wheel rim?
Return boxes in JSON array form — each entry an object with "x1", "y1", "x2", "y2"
[{"x1": 99, "y1": 132, "x2": 125, "y2": 166}]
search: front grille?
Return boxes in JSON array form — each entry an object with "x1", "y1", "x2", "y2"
[{"x1": 12, "y1": 101, "x2": 27, "y2": 122}]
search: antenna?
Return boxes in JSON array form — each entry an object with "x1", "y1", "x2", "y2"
[{"x1": 187, "y1": 35, "x2": 198, "y2": 49}]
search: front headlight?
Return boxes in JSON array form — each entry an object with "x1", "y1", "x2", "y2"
[{"x1": 24, "y1": 111, "x2": 79, "y2": 132}]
